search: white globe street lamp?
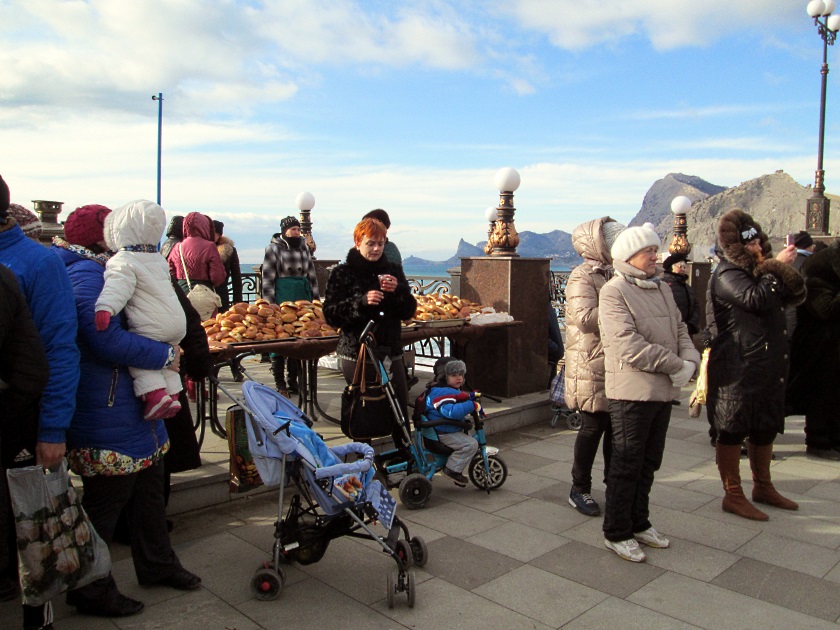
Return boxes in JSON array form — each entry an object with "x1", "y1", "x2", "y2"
[
  {"x1": 486, "y1": 167, "x2": 522, "y2": 256},
  {"x1": 669, "y1": 196, "x2": 692, "y2": 256},
  {"x1": 295, "y1": 191, "x2": 317, "y2": 255}
]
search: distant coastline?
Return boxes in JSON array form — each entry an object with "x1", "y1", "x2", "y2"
[{"x1": 241, "y1": 261, "x2": 570, "y2": 278}]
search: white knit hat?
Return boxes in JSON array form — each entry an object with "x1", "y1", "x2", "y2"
[{"x1": 610, "y1": 226, "x2": 661, "y2": 262}]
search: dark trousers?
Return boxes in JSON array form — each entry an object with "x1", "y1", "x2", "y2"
[
  {"x1": 804, "y1": 395, "x2": 840, "y2": 449},
  {"x1": 603, "y1": 400, "x2": 671, "y2": 542},
  {"x1": 270, "y1": 355, "x2": 299, "y2": 389},
  {"x1": 571, "y1": 410, "x2": 612, "y2": 494},
  {"x1": 341, "y1": 355, "x2": 409, "y2": 449},
  {"x1": 72, "y1": 461, "x2": 183, "y2": 602}
]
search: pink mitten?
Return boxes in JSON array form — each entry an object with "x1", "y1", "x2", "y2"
[{"x1": 95, "y1": 310, "x2": 111, "y2": 331}]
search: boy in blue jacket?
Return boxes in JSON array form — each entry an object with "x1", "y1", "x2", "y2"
[{"x1": 424, "y1": 359, "x2": 481, "y2": 487}]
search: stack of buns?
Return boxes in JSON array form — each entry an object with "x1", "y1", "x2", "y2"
[
  {"x1": 202, "y1": 299, "x2": 337, "y2": 343},
  {"x1": 413, "y1": 293, "x2": 483, "y2": 321}
]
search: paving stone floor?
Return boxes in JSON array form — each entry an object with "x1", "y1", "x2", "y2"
[{"x1": 3, "y1": 369, "x2": 840, "y2": 629}]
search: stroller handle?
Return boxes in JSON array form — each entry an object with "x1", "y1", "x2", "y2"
[{"x1": 360, "y1": 319, "x2": 376, "y2": 345}]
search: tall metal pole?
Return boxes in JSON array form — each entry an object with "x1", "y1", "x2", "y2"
[
  {"x1": 807, "y1": 15, "x2": 836, "y2": 235},
  {"x1": 152, "y1": 93, "x2": 163, "y2": 205}
]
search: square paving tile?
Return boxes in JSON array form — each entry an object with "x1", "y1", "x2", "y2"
[
  {"x1": 375, "y1": 576, "x2": 553, "y2": 630},
  {"x1": 642, "y1": 536, "x2": 739, "y2": 582},
  {"x1": 511, "y1": 440, "x2": 574, "y2": 462},
  {"x1": 711, "y1": 557, "x2": 840, "y2": 622},
  {"x1": 629, "y1": 572, "x2": 838, "y2": 629},
  {"x1": 495, "y1": 496, "x2": 591, "y2": 536},
  {"x1": 562, "y1": 595, "x2": 701, "y2": 629},
  {"x1": 648, "y1": 482, "x2": 717, "y2": 513},
  {"x1": 402, "y1": 500, "x2": 507, "y2": 537},
  {"x1": 473, "y1": 564, "x2": 609, "y2": 627},
  {"x1": 466, "y1": 520, "x2": 570, "y2": 562},
  {"x1": 498, "y1": 468, "x2": 562, "y2": 496},
  {"x1": 497, "y1": 449, "x2": 557, "y2": 472},
  {"x1": 116, "y1": 588, "x2": 262, "y2": 630},
  {"x1": 530, "y1": 540, "x2": 664, "y2": 598},
  {"x1": 425, "y1": 536, "x2": 522, "y2": 591},
  {"x1": 735, "y1": 531, "x2": 840, "y2": 578},
  {"x1": 646, "y1": 505, "x2": 760, "y2": 552}
]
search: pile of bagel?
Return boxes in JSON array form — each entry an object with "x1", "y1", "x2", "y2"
[
  {"x1": 413, "y1": 293, "x2": 483, "y2": 321},
  {"x1": 202, "y1": 299, "x2": 337, "y2": 343}
]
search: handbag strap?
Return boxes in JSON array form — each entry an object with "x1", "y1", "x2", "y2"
[
  {"x1": 351, "y1": 345, "x2": 366, "y2": 389},
  {"x1": 178, "y1": 246, "x2": 194, "y2": 290}
]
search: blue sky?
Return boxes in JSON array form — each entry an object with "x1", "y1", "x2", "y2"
[{"x1": 2, "y1": 1, "x2": 838, "y2": 262}]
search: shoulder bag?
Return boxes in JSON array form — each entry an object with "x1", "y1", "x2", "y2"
[
  {"x1": 179, "y1": 247, "x2": 222, "y2": 321},
  {"x1": 340, "y1": 344, "x2": 393, "y2": 440}
]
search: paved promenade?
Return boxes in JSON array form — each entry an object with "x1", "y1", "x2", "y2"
[{"x1": 2, "y1": 364, "x2": 840, "y2": 629}]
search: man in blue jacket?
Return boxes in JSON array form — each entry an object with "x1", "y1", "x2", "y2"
[{"x1": 0, "y1": 175, "x2": 80, "y2": 630}]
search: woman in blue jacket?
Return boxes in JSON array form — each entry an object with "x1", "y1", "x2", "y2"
[{"x1": 52, "y1": 205, "x2": 201, "y2": 619}]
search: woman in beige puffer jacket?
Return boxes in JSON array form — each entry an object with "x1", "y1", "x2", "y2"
[
  {"x1": 597, "y1": 226, "x2": 700, "y2": 563},
  {"x1": 564, "y1": 217, "x2": 625, "y2": 517}
]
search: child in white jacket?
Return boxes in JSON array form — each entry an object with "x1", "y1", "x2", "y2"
[{"x1": 94, "y1": 200, "x2": 187, "y2": 420}]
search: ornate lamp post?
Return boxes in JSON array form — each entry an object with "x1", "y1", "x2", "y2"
[
  {"x1": 805, "y1": 0, "x2": 840, "y2": 234},
  {"x1": 295, "y1": 191, "x2": 316, "y2": 255},
  {"x1": 485, "y1": 167, "x2": 521, "y2": 256},
  {"x1": 152, "y1": 93, "x2": 163, "y2": 205},
  {"x1": 669, "y1": 195, "x2": 692, "y2": 256}
]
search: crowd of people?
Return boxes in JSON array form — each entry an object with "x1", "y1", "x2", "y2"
[{"x1": 1, "y1": 165, "x2": 837, "y2": 630}]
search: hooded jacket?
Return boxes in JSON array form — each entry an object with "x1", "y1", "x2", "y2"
[
  {"x1": 168, "y1": 212, "x2": 226, "y2": 290},
  {"x1": 707, "y1": 209, "x2": 806, "y2": 436},
  {"x1": 97, "y1": 200, "x2": 186, "y2": 343},
  {"x1": 159, "y1": 214, "x2": 183, "y2": 261},
  {"x1": 215, "y1": 235, "x2": 242, "y2": 307},
  {"x1": 564, "y1": 218, "x2": 615, "y2": 413}
]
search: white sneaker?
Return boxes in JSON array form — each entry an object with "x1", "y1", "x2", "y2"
[
  {"x1": 634, "y1": 527, "x2": 670, "y2": 549},
  {"x1": 604, "y1": 538, "x2": 646, "y2": 562}
]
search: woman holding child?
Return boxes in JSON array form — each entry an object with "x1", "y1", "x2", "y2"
[{"x1": 52, "y1": 204, "x2": 200, "y2": 619}]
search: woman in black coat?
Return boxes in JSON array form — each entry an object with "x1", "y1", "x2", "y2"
[
  {"x1": 661, "y1": 253, "x2": 700, "y2": 335},
  {"x1": 707, "y1": 209, "x2": 804, "y2": 521},
  {"x1": 323, "y1": 218, "x2": 417, "y2": 446},
  {"x1": 786, "y1": 241, "x2": 840, "y2": 460}
]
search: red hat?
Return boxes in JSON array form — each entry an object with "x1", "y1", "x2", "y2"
[
  {"x1": 7, "y1": 203, "x2": 43, "y2": 240},
  {"x1": 64, "y1": 204, "x2": 111, "y2": 247}
]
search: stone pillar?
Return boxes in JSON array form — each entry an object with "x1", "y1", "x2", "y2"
[
  {"x1": 457, "y1": 257, "x2": 550, "y2": 397},
  {"x1": 33, "y1": 200, "x2": 64, "y2": 246},
  {"x1": 315, "y1": 259, "x2": 340, "y2": 298}
]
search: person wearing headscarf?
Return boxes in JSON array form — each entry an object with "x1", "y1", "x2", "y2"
[
  {"x1": 707, "y1": 209, "x2": 804, "y2": 521},
  {"x1": 0, "y1": 174, "x2": 79, "y2": 630},
  {"x1": 661, "y1": 253, "x2": 700, "y2": 336},
  {"x1": 53, "y1": 204, "x2": 201, "y2": 619},
  {"x1": 564, "y1": 217, "x2": 625, "y2": 517},
  {"x1": 598, "y1": 225, "x2": 700, "y2": 562},
  {"x1": 261, "y1": 215, "x2": 319, "y2": 396}
]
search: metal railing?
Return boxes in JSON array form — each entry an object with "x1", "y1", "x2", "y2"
[{"x1": 224, "y1": 270, "x2": 571, "y2": 361}]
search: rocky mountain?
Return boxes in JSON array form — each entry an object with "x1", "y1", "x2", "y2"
[
  {"x1": 629, "y1": 173, "x2": 727, "y2": 231},
  {"x1": 638, "y1": 170, "x2": 840, "y2": 257}
]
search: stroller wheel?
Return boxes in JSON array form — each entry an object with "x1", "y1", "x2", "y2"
[
  {"x1": 398, "y1": 473, "x2": 433, "y2": 510},
  {"x1": 566, "y1": 411, "x2": 583, "y2": 431},
  {"x1": 468, "y1": 454, "x2": 508, "y2": 491},
  {"x1": 251, "y1": 567, "x2": 283, "y2": 601},
  {"x1": 406, "y1": 570, "x2": 416, "y2": 608},
  {"x1": 395, "y1": 539, "x2": 414, "y2": 570},
  {"x1": 409, "y1": 536, "x2": 428, "y2": 567},
  {"x1": 386, "y1": 571, "x2": 396, "y2": 609}
]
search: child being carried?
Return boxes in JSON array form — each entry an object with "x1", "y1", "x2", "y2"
[{"x1": 94, "y1": 200, "x2": 187, "y2": 420}]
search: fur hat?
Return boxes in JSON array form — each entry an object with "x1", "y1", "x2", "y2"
[
  {"x1": 601, "y1": 219, "x2": 626, "y2": 252},
  {"x1": 662, "y1": 252, "x2": 687, "y2": 273},
  {"x1": 7, "y1": 204, "x2": 42, "y2": 240},
  {"x1": 0, "y1": 175, "x2": 9, "y2": 218},
  {"x1": 793, "y1": 230, "x2": 814, "y2": 249},
  {"x1": 64, "y1": 204, "x2": 111, "y2": 247},
  {"x1": 610, "y1": 226, "x2": 661, "y2": 262},
  {"x1": 444, "y1": 359, "x2": 467, "y2": 377},
  {"x1": 716, "y1": 208, "x2": 772, "y2": 270},
  {"x1": 280, "y1": 216, "x2": 300, "y2": 235}
]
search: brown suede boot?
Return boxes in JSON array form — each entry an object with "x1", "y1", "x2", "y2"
[
  {"x1": 749, "y1": 443, "x2": 799, "y2": 510},
  {"x1": 716, "y1": 443, "x2": 768, "y2": 521}
]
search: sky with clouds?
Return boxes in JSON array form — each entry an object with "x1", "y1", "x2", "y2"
[{"x1": 2, "y1": 0, "x2": 837, "y2": 262}]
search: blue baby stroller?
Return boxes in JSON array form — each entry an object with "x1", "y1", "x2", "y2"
[
  {"x1": 549, "y1": 362, "x2": 583, "y2": 431},
  {"x1": 227, "y1": 380, "x2": 426, "y2": 608},
  {"x1": 349, "y1": 321, "x2": 508, "y2": 510}
]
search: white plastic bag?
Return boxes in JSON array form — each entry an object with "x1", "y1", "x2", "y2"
[
  {"x1": 6, "y1": 462, "x2": 111, "y2": 605},
  {"x1": 468, "y1": 307, "x2": 514, "y2": 326}
]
